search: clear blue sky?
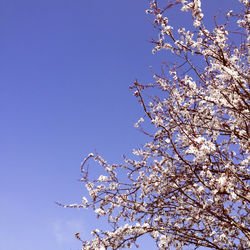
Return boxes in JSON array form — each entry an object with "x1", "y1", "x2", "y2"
[{"x1": 0, "y1": 0, "x2": 241, "y2": 249}]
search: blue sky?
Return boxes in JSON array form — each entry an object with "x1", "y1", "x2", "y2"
[{"x1": 0, "y1": 0, "x2": 241, "y2": 249}]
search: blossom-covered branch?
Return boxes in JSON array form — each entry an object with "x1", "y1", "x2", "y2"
[{"x1": 61, "y1": 0, "x2": 250, "y2": 249}]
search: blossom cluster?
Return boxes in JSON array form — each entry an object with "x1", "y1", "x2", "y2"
[{"x1": 63, "y1": 1, "x2": 250, "y2": 249}]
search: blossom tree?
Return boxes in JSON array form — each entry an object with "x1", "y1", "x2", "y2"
[{"x1": 60, "y1": 0, "x2": 250, "y2": 249}]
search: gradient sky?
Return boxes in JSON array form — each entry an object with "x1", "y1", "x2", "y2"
[{"x1": 0, "y1": 0, "x2": 242, "y2": 249}]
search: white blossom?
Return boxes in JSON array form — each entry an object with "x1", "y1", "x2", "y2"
[
  {"x1": 61, "y1": 1, "x2": 250, "y2": 249},
  {"x1": 97, "y1": 175, "x2": 109, "y2": 182}
]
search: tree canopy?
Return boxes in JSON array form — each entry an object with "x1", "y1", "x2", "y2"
[{"x1": 60, "y1": 0, "x2": 250, "y2": 249}]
